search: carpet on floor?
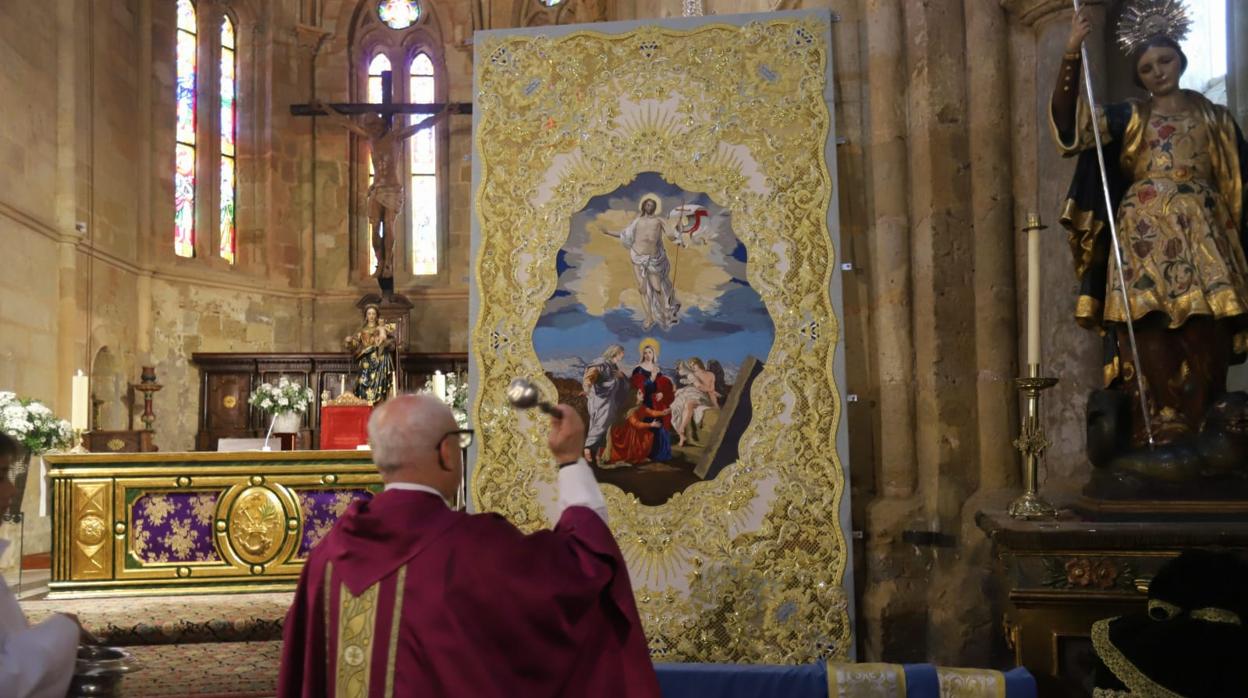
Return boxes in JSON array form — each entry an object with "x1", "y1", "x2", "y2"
[{"x1": 22, "y1": 592, "x2": 292, "y2": 646}]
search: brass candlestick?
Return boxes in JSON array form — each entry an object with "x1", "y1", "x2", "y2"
[
  {"x1": 132, "y1": 366, "x2": 163, "y2": 432},
  {"x1": 68, "y1": 428, "x2": 90, "y2": 454},
  {"x1": 1008, "y1": 363, "x2": 1059, "y2": 519}
]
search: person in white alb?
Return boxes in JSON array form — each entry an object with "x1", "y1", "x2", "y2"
[
  {"x1": 279, "y1": 393, "x2": 660, "y2": 696},
  {"x1": 0, "y1": 432, "x2": 83, "y2": 698}
]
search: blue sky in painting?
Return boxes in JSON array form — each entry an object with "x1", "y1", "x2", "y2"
[{"x1": 533, "y1": 172, "x2": 774, "y2": 380}]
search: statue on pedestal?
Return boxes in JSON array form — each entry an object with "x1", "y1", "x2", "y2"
[
  {"x1": 1052, "y1": 3, "x2": 1248, "y2": 500},
  {"x1": 344, "y1": 304, "x2": 396, "y2": 404}
]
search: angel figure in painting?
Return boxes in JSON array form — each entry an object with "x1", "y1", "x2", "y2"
[
  {"x1": 602, "y1": 194, "x2": 688, "y2": 330},
  {"x1": 344, "y1": 304, "x2": 396, "y2": 404},
  {"x1": 670, "y1": 358, "x2": 722, "y2": 447},
  {"x1": 1054, "y1": 2, "x2": 1248, "y2": 492}
]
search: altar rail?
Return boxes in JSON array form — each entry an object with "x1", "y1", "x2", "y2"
[
  {"x1": 192, "y1": 352, "x2": 467, "y2": 450},
  {"x1": 45, "y1": 450, "x2": 380, "y2": 598}
]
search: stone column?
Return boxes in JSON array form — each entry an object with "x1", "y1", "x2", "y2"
[
  {"x1": 55, "y1": 0, "x2": 82, "y2": 412},
  {"x1": 902, "y1": 0, "x2": 978, "y2": 528},
  {"x1": 136, "y1": 0, "x2": 154, "y2": 359},
  {"x1": 865, "y1": 0, "x2": 917, "y2": 502},
  {"x1": 966, "y1": 0, "x2": 1018, "y2": 491}
]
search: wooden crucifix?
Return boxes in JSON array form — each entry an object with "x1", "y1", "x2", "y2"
[{"x1": 291, "y1": 72, "x2": 472, "y2": 298}]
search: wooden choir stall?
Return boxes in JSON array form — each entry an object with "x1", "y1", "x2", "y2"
[{"x1": 192, "y1": 352, "x2": 467, "y2": 451}]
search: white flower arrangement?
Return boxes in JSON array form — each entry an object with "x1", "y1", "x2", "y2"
[
  {"x1": 0, "y1": 391, "x2": 73, "y2": 455},
  {"x1": 424, "y1": 371, "x2": 469, "y2": 428},
  {"x1": 248, "y1": 377, "x2": 315, "y2": 416}
]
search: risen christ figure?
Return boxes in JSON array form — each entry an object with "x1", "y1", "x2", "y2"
[
  {"x1": 604, "y1": 196, "x2": 684, "y2": 330},
  {"x1": 312, "y1": 100, "x2": 450, "y2": 286}
]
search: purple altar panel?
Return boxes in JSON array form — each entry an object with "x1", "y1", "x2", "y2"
[
  {"x1": 130, "y1": 492, "x2": 221, "y2": 563},
  {"x1": 295, "y1": 489, "x2": 373, "y2": 556}
]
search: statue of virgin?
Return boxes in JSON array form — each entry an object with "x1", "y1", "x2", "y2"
[{"x1": 344, "y1": 304, "x2": 396, "y2": 404}]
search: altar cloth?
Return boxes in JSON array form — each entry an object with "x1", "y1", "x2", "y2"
[{"x1": 655, "y1": 662, "x2": 1036, "y2": 698}]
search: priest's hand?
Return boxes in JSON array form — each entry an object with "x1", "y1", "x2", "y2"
[{"x1": 547, "y1": 404, "x2": 586, "y2": 465}]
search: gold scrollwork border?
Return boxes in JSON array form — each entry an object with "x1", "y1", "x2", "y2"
[{"x1": 471, "y1": 15, "x2": 849, "y2": 662}]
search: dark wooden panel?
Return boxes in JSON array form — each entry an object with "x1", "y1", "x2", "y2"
[
  {"x1": 205, "y1": 373, "x2": 251, "y2": 432},
  {"x1": 191, "y1": 352, "x2": 467, "y2": 451}
]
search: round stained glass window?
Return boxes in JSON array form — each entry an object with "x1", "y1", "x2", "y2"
[{"x1": 377, "y1": 0, "x2": 420, "y2": 30}]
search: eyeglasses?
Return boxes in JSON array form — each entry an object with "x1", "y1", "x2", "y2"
[{"x1": 439, "y1": 429, "x2": 474, "y2": 449}]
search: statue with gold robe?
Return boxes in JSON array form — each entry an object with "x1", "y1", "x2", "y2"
[
  {"x1": 344, "y1": 304, "x2": 396, "y2": 404},
  {"x1": 1052, "y1": 5, "x2": 1248, "y2": 496}
]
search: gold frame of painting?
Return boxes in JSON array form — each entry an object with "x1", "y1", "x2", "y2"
[{"x1": 470, "y1": 12, "x2": 851, "y2": 662}]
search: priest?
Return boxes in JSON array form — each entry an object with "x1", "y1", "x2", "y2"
[
  {"x1": 0, "y1": 432, "x2": 83, "y2": 698},
  {"x1": 278, "y1": 393, "x2": 660, "y2": 697}
]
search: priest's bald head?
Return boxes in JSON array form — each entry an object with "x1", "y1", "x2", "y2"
[{"x1": 367, "y1": 394, "x2": 463, "y2": 501}]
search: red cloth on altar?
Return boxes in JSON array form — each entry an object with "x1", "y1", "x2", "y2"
[
  {"x1": 277, "y1": 489, "x2": 660, "y2": 698},
  {"x1": 319, "y1": 405, "x2": 372, "y2": 450}
]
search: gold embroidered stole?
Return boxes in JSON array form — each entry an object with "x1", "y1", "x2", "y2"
[{"x1": 325, "y1": 562, "x2": 409, "y2": 698}]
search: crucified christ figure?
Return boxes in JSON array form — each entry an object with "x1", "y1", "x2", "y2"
[{"x1": 312, "y1": 99, "x2": 452, "y2": 290}]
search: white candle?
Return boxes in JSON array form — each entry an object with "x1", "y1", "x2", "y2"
[
  {"x1": 71, "y1": 370, "x2": 89, "y2": 431},
  {"x1": 1026, "y1": 213, "x2": 1042, "y2": 368},
  {"x1": 432, "y1": 371, "x2": 447, "y2": 403}
]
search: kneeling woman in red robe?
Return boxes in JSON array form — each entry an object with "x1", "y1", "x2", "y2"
[
  {"x1": 608, "y1": 390, "x2": 672, "y2": 464},
  {"x1": 278, "y1": 395, "x2": 660, "y2": 698}
]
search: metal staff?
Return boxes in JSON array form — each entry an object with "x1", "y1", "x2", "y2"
[{"x1": 1071, "y1": 0, "x2": 1155, "y2": 447}]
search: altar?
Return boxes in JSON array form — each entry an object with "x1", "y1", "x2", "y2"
[{"x1": 44, "y1": 449, "x2": 380, "y2": 598}]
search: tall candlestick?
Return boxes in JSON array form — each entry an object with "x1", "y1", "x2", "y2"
[
  {"x1": 432, "y1": 370, "x2": 447, "y2": 403},
  {"x1": 71, "y1": 370, "x2": 89, "y2": 431},
  {"x1": 1025, "y1": 213, "x2": 1044, "y2": 368}
]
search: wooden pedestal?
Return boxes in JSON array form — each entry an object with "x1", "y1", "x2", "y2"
[{"x1": 977, "y1": 506, "x2": 1248, "y2": 697}]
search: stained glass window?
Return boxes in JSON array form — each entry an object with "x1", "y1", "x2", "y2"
[
  {"x1": 219, "y1": 16, "x2": 237, "y2": 263},
  {"x1": 367, "y1": 53, "x2": 392, "y2": 275},
  {"x1": 377, "y1": 0, "x2": 420, "y2": 30},
  {"x1": 174, "y1": 0, "x2": 197, "y2": 258},
  {"x1": 409, "y1": 53, "x2": 437, "y2": 275}
]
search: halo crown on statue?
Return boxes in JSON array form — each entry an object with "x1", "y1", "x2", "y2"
[{"x1": 1115, "y1": 0, "x2": 1191, "y2": 54}]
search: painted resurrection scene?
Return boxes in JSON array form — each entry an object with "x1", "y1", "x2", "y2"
[{"x1": 533, "y1": 172, "x2": 774, "y2": 505}]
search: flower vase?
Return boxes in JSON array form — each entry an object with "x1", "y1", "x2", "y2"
[
  {"x1": 271, "y1": 412, "x2": 302, "y2": 434},
  {"x1": 3, "y1": 451, "x2": 31, "y2": 521}
]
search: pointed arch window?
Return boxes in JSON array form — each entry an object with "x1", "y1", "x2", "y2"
[
  {"x1": 174, "y1": 0, "x2": 197, "y2": 258},
  {"x1": 219, "y1": 16, "x2": 237, "y2": 263},
  {"x1": 409, "y1": 53, "x2": 437, "y2": 276}
]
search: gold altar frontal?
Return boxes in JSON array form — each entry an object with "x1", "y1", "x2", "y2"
[{"x1": 44, "y1": 450, "x2": 381, "y2": 598}]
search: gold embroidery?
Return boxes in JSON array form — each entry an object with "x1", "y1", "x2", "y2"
[
  {"x1": 336, "y1": 578, "x2": 380, "y2": 698},
  {"x1": 935, "y1": 667, "x2": 1005, "y2": 698},
  {"x1": 1190, "y1": 606, "x2": 1241, "y2": 625},
  {"x1": 472, "y1": 18, "x2": 850, "y2": 662},
  {"x1": 1091, "y1": 618, "x2": 1184, "y2": 698},
  {"x1": 1061, "y1": 199, "x2": 1106, "y2": 282},
  {"x1": 825, "y1": 661, "x2": 906, "y2": 697},
  {"x1": 323, "y1": 561, "x2": 333, "y2": 674},
  {"x1": 384, "y1": 566, "x2": 407, "y2": 697}
]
